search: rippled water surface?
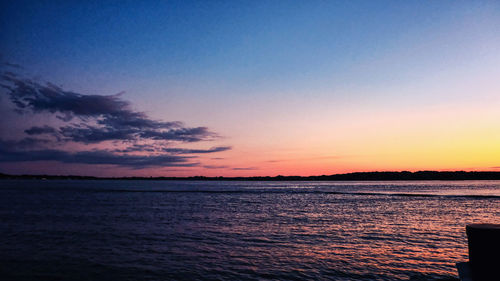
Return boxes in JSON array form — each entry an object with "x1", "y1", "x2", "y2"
[{"x1": 0, "y1": 180, "x2": 499, "y2": 280}]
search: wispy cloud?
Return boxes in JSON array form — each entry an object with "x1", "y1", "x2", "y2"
[
  {"x1": 163, "y1": 146, "x2": 231, "y2": 154},
  {"x1": 232, "y1": 167, "x2": 259, "y2": 171},
  {"x1": 0, "y1": 141, "x2": 196, "y2": 168},
  {"x1": 203, "y1": 165, "x2": 229, "y2": 169},
  {"x1": 1, "y1": 60, "x2": 22, "y2": 69}
]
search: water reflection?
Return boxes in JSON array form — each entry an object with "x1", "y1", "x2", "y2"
[{"x1": 0, "y1": 180, "x2": 498, "y2": 280}]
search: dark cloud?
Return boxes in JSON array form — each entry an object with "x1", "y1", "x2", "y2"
[
  {"x1": 2, "y1": 72, "x2": 162, "y2": 129},
  {"x1": 97, "y1": 114, "x2": 181, "y2": 130},
  {"x1": 112, "y1": 145, "x2": 230, "y2": 155},
  {"x1": 113, "y1": 144, "x2": 157, "y2": 153},
  {"x1": 139, "y1": 127, "x2": 217, "y2": 142},
  {"x1": 1, "y1": 72, "x2": 130, "y2": 119},
  {"x1": 1, "y1": 72, "x2": 222, "y2": 144},
  {"x1": 0, "y1": 138, "x2": 51, "y2": 150},
  {"x1": 55, "y1": 125, "x2": 215, "y2": 144},
  {"x1": 0, "y1": 70, "x2": 231, "y2": 171},
  {"x1": 25, "y1": 125, "x2": 57, "y2": 135},
  {"x1": 59, "y1": 125, "x2": 136, "y2": 143},
  {"x1": 0, "y1": 140, "x2": 197, "y2": 169},
  {"x1": 163, "y1": 146, "x2": 231, "y2": 154}
]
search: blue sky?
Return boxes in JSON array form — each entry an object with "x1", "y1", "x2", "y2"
[
  {"x1": 1, "y1": 1, "x2": 499, "y2": 176},
  {"x1": 3, "y1": 1, "x2": 493, "y2": 90}
]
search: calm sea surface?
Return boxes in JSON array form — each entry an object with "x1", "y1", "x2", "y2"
[{"x1": 0, "y1": 180, "x2": 498, "y2": 280}]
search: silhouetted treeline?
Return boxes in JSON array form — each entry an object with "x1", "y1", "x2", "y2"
[{"x1": 1, "y1": 171, "x2": 500, "y2": 181}]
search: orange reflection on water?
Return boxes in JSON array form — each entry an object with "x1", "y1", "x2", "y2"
[{"x1": 206, "y1": 191, "x2": 498, "y2": 279}]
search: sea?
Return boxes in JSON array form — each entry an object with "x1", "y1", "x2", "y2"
[{"x1": 0, "y1": 180, "x2": 498, "y2": 280}]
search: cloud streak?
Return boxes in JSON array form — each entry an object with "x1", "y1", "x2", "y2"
[
  {"x1": 0, "y1": 141, "x2": 196, "y2": 168},
  {"x1": 203, "y1": 165, "x2": 229, "y2": 169},
  {"x1": 163, "y1": 146, "x2": 231, "y2": 154},
  {"x1": 25, "y1": 126, "x2": 58, "y2": 135},
  {"x1": 232, "y1": 167, "x2": 258, "y2": 171}
]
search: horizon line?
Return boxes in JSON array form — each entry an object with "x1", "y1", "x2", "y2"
[{"x1": 2, "y1": 170, "x2": 500, "y2": 181}]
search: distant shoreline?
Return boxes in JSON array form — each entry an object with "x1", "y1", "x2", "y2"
[{"x1": 1, "y1": 171, "x2": 500, "y2": 181}]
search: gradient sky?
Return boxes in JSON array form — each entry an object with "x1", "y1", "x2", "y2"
[{"x1": 1, "y1": 0, "x2": 499, "y2": 176}]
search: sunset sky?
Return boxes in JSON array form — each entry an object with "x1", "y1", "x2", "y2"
[{"x1": 1, "y1": 1, "x2": 499, "y2": 176}]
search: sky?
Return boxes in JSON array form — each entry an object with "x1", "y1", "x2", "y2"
[{"x1": 1, "y1": 0, "x2": 499, "y2": 177}]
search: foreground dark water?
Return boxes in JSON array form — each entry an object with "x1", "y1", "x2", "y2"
[{"x1": 0, "y1": 180, "x2": 498, "y2": 280}]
